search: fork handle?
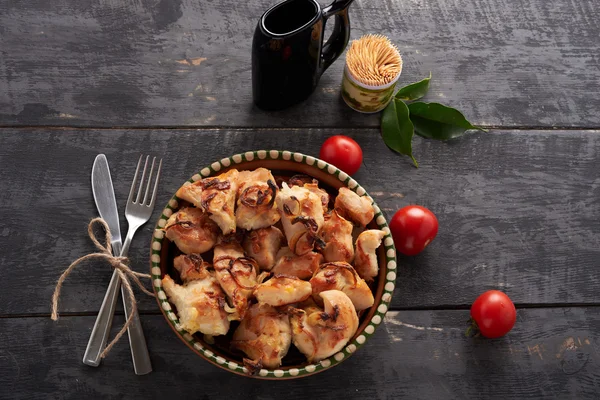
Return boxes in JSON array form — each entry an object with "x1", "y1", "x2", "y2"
[
  {"x1": 121, "y1": 226, "x2": 153, "y2": 375},
  {"x1": 121, "y1": 279, "x2": 152, "y2": 375}
]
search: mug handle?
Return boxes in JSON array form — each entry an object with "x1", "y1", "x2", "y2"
[{"x1": 321, "y1": 0, "x2": 353, "y2": 72}]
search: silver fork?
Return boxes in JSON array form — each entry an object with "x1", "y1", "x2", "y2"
[{"x1": 83, "y1": 155, "x2": 162, "y2": 375}]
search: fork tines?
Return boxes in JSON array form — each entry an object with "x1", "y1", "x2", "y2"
[{"x1": 128, "y1": 155, "x2": 163, "y2": 207}]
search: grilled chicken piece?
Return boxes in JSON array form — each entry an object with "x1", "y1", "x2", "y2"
[
  {"x1": 242, "y1": 226, "x2": 284, "y2": 271},
  {"x1": 276, "y1": 182, "x2": 325, "y2": 255},
  {"x1": 231, "y1": 303, "x2": 292, "y2": 370},
  {"x1": 164, "y1": 207, "x2": 220, "y2": 254},
  {"x1": 213, "y1": 240, "x2": 258, "y2": 320},
  {"x1": 334, "y1": 187, "x2": 375, "y2": 227},
  {"x1": 161, "y1": 273, "x2": 230, "y2": 336},
  {"x1": 201, "y1": 169, "x2": 239, "y2": 235},
  {"x1": 354, "y1": 230, "x2": 386, "y2": 281},
  {"x1": 304, "y1": 183, "x2": 329, "y2": 209},
  {"x1": 288, "y1": 175, "x2": 330, "y2": 210},
  {"x1": 289, "y1": 290, "x2": 359, "y2": 362},
  {"x1": 271, "y1": 247, "x2": 322, "y2": 279},
  {"x1": 175, "y1": 181, "x2": 203, "y2": 206},
  {"x1": 236, "y1": 168, "x2": 281, "y2": 230},
  {"x1": 310, "y1": 262, "x2": 374, "y2": 311},
  {"x1": 254, "y1": 275, "x2": 312, "y2": 306},
  {"x1": 173, "y1": 254, "x2": 211, "y2": 282},
  {"x1": 321, "y1": 210, "x2": 354, "y2": 263},
  {"x1": 175, "y1": 170, "x2": 239, "y2": 235}
]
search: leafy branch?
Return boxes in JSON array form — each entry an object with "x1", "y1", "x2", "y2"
[{"x1": 381, "y1": 73, "x2": 485, "y2": 167}]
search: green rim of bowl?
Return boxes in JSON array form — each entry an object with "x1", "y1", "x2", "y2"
[{"x1": 150, "y1": 150, "x2": 398, "y2": 378}]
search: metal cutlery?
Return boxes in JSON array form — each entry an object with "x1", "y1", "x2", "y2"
[
  {"x1": 84, "y1": 154, "x2": 126, "y2": 369},
  {"x1": 84, "y1": 155, "x2": 162, "y2": 375}
]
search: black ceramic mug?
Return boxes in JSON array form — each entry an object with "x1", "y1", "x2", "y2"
[{"x1": 252, "y1": 0, "x2": 354, "y2": 110}]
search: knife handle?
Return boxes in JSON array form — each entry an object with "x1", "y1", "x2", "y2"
[{"x1": 83, "y1": 269, "x2": 121, "y2": 366}]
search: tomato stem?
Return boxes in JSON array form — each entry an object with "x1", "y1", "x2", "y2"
[{"x1": 465, "y1": 317, "x2": 480, "y2": 338}]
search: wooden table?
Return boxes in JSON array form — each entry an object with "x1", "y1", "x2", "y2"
[{"x1": 1, "y1": 0, "x2": 599, "y2": 398}]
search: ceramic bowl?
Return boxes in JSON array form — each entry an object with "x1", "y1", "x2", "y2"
[{"x1": 150, "y1": 150, "x2": 397, "y2": 379}]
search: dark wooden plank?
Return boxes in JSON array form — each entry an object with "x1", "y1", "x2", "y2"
[
  {"x1": 0, "y1": 127, "x2": 599, "y2": 315},
  {"x1": 0, "y1": 0, "x2": 599, "y2": 128},
  {"x1": 1, "y1": 308, "x2": 599, "y2": 399}
]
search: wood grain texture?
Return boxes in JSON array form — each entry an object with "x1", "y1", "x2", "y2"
[
  {"x1": 0, "y1": 0, "x2": 599, "y2": 128},
  {"x1": 0, "y1": 127, "x2": 598, "y2": 316},
  {"x1": 1, "y1": 308, "x2": 599, "y2": 399}
]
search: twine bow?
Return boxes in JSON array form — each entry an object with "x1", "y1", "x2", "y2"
[{"x1": 51, "y1": 217, "x2": 155, "y2": 359}]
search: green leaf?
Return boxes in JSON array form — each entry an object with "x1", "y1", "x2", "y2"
[
  {"x1": 381, "y1": 99, "x2": 418, "y2": 167},
  {"x1": 407, "y1": 102, "x2": 485, "y2": 140},
  {"x1": 395, "y1": 72, "x2": 432, "y2": 101}
]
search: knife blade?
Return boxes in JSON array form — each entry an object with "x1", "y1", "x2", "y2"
[
  {"x1": 83, "y1": 154, "x2": 123, "y2": 366},
  {"x1": 91, "y1": 154, "x2": 123, "y2": 255}
]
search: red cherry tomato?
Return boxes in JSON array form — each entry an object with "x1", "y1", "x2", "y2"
[
  {"x1": 319, "y1": 135, "x2": 363, "y2": 175},
  {"x1": 389, "y1": 205, "x2": 438, "y2": 256},
  {"x1": 470, "y1": 290, "x2": 516, "y2": 338}
]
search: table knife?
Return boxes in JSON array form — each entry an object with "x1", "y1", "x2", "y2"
[{"x1": 83, "y1": 154, "x2": 152, "y2": 375}]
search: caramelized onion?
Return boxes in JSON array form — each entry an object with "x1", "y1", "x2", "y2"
[
  {"x1": 288, "y1": 174, "x2": 317, "y2": 187},
  {"x1": 201, "y1": 178, "x2": 231, "y2": 190},
  {"x1": 166, "y1": 220, "x2": 194, "y2": 230},
  {"x1": 214, "y1": 256, "x2": 259, "y2": 290},
  {"x1": 317, "y1": 262, "x2": 360, "y2": 286},
  {"x1": 200, "y1": 192, "x2": 218, "y2": 211},
  {"x1": 291, "y1": 215, "x2": 319, "y2": 233},
  {"x1": 240, "y1": 184, "x2": 274, "y2": 208}
]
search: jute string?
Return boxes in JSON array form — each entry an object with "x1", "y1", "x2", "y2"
[{"x1": 51, "y1": 217, "x2": 155, "y2": 359}]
